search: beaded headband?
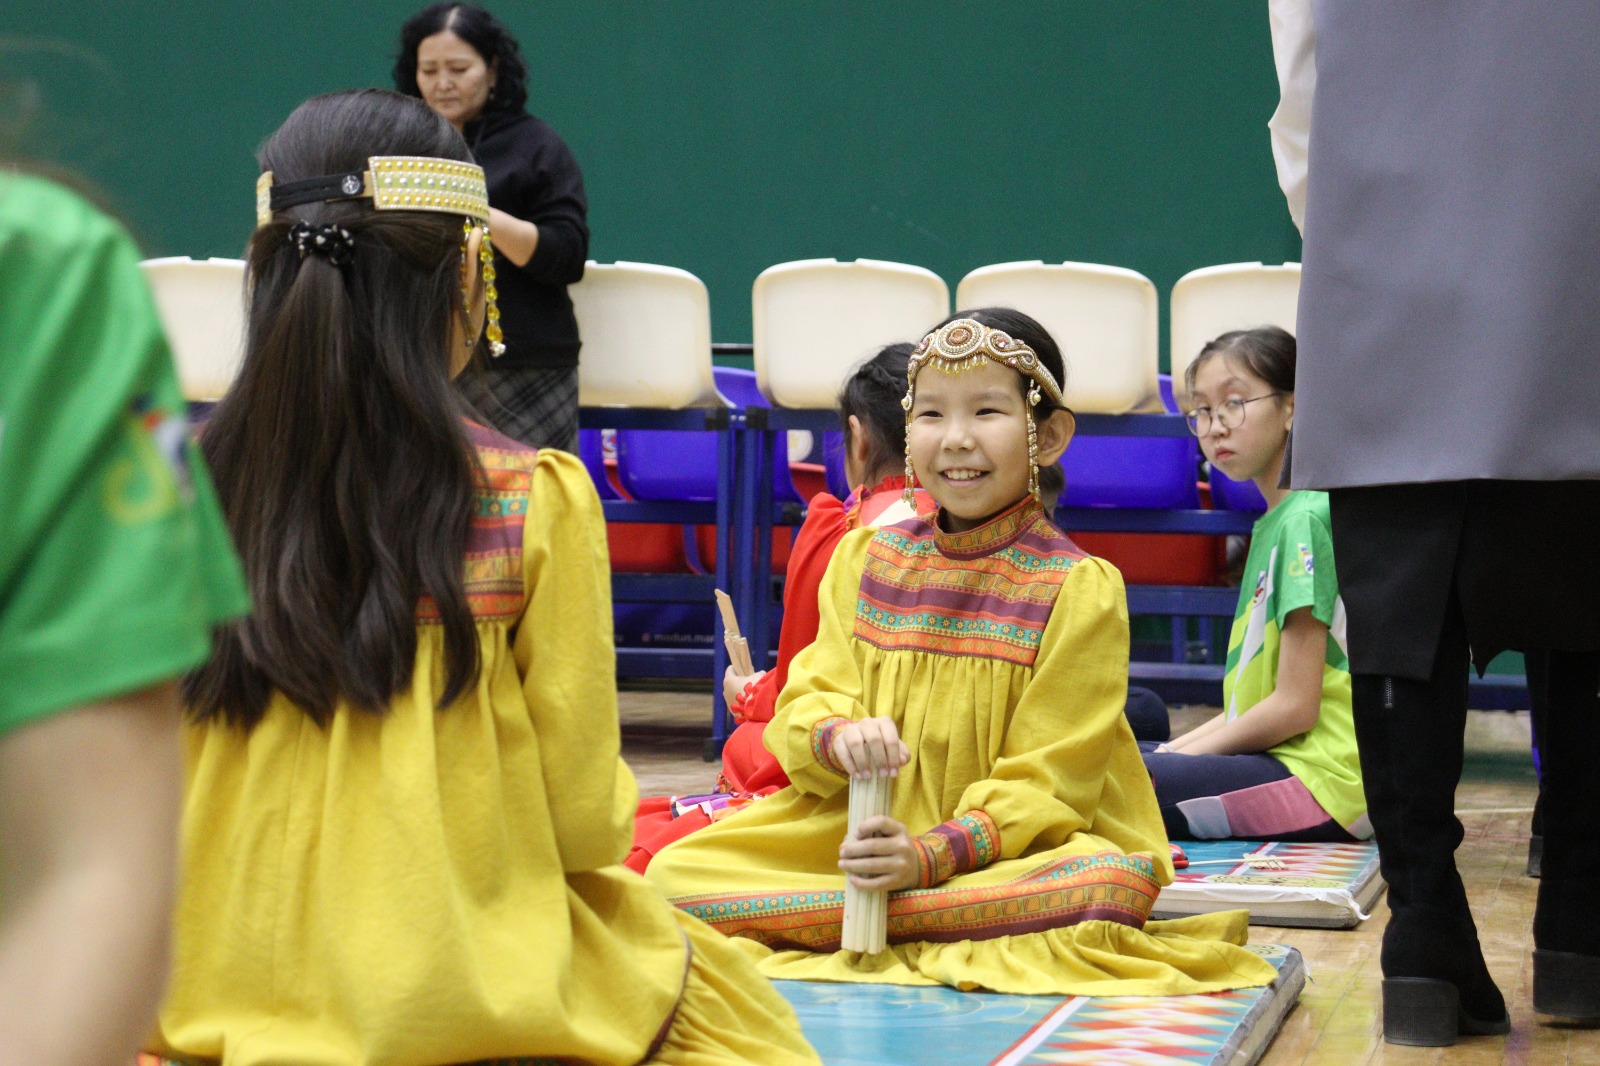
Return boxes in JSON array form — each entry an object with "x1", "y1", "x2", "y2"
[
  {"x1": 901, "y1": 318, "x2": 1065, "y2": 507},
  {"x1": 254, "y1": 156, "x2": 504, "y2": 357},
  {"x1": 255, "y1": 156, "x2": 490, "y2": 228},
  {"x1": 903, "y1": 318, "x2": 1064, "y2": 408}
]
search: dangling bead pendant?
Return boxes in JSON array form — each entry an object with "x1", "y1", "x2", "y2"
[
  {"x1": 1026, "y1": 383, "x2": 1043, "y2": 505},
  {"x1": 458, "y1": 219, "x2": 477, "y2": 348},
  {"x1": 901, "y1": 389, "x2": 917, "y2": 505},
  {"x1": 480, "y1": 226, "x2": 506, "y2": 357},
  {"x1": 460, "y1": 218, "x2": 507, "y2": 358}
]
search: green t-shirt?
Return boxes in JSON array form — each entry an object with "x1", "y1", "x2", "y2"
[
  {"x1": 1221, "y1": 490, "x2": 1367, "y2": 836},
  {"x1": 0, "y1": 173, "x2": 249, "y2": 735}
]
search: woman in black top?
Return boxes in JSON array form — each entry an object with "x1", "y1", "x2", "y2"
[{"x1": 396, "y1": 3, "x2": 589, "y2": 451}]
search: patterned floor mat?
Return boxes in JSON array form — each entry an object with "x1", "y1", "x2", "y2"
[
  {"x1": 1153, "y1": 840, "x2": 1385, "y2": 928},
  {"x1": 776, "y1": 941, "x2": 1304, "y2": 1066}
]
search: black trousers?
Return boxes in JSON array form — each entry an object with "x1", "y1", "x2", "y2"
[{"x1": 1333, "y1": 479, "x2": 1600, "y2": 971}]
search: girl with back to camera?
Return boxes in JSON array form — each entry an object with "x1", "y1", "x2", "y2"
[
  {"x1": 146, "y1": 89, "x2": 817, "y2": 1066},
  {"x1": 1143, "y1": 327, "x2": 1367, "y2": 843},
  {"x1": 645, "y1": 309, "x2": 1275, "y2": 997}
]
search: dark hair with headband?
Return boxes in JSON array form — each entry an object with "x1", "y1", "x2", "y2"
[
  {"x1": 393, "y1": 3, "x2": 529, "y2": 117},
  {"x1": 837, "y1": 342, "x2": 914, "y2": 487},
  {"x1": 186, "y1": 89, "x2": 484, "y2": 728},
  {"x1": 930, "y1": 307, "x2": 1070, "y2": 503}
]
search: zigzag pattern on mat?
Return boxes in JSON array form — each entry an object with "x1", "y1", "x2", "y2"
[
  {"x1": 1171, "y1": 841, "x2": 1377, "y2": 888},
  {"x1": 774, "y1": 942, "x2": 1303, "y2": 1066}
]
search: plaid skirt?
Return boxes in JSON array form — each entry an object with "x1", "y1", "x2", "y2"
[{"x1": 455, "y1": 364, "x2": 579, "y2": 453}]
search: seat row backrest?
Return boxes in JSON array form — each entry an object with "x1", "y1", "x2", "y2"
[{"x1": 138, "y1": 256, "x2": 1301, "y2": 415}]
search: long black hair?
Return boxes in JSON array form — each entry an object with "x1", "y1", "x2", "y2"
[
  {"x1": 393, "y1": 3, "x2": 529, "y2": 116},
  {"x1": 185, "y1": 89, "x2": 484, "y2": 728},
  {"x1": 837, "y1": 342, "x2": 913, "y2": 486}
]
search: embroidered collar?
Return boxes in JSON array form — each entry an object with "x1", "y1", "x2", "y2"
[{"x1": 932, "y1": 496, "x2": 1046, "y2": 559}]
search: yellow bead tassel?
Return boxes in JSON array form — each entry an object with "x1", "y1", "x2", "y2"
[
  {"x1": 461, "y1": 219, "x2": 507, "y2": 358},
  {"x1": 480, "y1": 225, "x2": 505, "y2": 358}
]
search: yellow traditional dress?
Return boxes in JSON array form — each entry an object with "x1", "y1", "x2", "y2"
[
  {"x1": 148, "y1": 426, "x2": 820, "y2": 1066},
  {"x1": 647, "y1": 497, "x2": 1276, "y2": 996}
]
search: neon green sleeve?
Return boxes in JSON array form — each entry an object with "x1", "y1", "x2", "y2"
[{"x1": 0, "y1": 175, "x2": 249, "y2": 734}]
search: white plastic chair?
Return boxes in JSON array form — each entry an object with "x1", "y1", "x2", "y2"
[
  {"x1": 571, "y1": 261, "x2": 722, "y2": 408},
  {"x1": 752, "y1": 258, "x2": 949, "y2": 409},
  {"x1": 139, "y1": 257, "x2": 247, "y2": 401},
  {"x1": 955, "y1": 261, "x2": 1161, "y2": 414},
  {"x1": 1169, "y1": 263, "x2": 1302, "y2": 391}
]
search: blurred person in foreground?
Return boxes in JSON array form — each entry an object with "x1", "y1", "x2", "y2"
[{"x1": 0, "y1": 165, "x2": 248, "y2": 1062}]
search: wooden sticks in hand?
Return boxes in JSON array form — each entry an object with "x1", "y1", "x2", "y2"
[
  {"x1": 714, "y1": 589, "x2": 755, "y2": 676},
  {"x1": 840, "y1": 772, "x2": 894, "y2": 954}
]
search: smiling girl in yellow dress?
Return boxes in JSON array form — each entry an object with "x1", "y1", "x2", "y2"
[{"x1": 646, "y1": 308, "x2": 1275, "y2": 997}]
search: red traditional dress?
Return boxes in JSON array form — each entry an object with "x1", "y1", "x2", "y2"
[{"x1": 627, "y1": 477, "x2": 932, "y2": 873}]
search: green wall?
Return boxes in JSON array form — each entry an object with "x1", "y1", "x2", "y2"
[{"x1": 5, "y1": 1, "x2": 1299, "y2": 358}]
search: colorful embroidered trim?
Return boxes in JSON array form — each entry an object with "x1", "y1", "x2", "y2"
[
  {"x1": 912, "y1": 811, "x2": 1000, "y2": 888},
  {"x1": 416, "y1": 421, "x2": 537, "y2": 625},
  {"x1": 670, "y1": 850, "x2": 1159, "y2": 952},
  {"x1": 854, "y1": 505, "x2": 1085, "y2": 667},
  {"x1": 811, "y1": 717, "x2": 852, "y2": 776},
  {"x1": 930, "y1": 496, "x2": 1040, "y2": 558}
]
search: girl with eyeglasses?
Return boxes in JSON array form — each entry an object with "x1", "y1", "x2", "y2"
[{"x1": 1144, "y1": 326, "x2": 1368, "y2": 844}]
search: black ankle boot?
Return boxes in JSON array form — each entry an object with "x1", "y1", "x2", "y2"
[
  {"x1": 1527, "y1": 649, "x2": 1600, "y2": 1024},
  {"x1": 1354, "y1": 669, "x2": 1509, "y2": 1045},
  {"x1": 1534, "y1": 950, "x2": 1600, "y2": 1022},
  {"x1": 1377, "y1": 907, "x2": 1510, "y2": 1042}
]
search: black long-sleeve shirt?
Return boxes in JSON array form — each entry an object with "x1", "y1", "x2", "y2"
[{"x1": 466, "y1": 109, "x2": 588, "y2": 369}]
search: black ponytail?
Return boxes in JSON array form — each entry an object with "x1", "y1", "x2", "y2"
[{"x1": 836, "y1": 342, "x2": 914, "y2": 486}]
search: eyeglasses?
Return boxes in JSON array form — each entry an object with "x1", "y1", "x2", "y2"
[{"x1": 1183, "y1": 394, "x2": 1283, "y2": 436}]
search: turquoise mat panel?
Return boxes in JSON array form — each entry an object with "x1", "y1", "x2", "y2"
[{"x1": 776, "y1": 942, "x2": 1301, "y2": 1066}]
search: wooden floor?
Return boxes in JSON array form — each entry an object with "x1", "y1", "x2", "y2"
[{"x1": 618, "y1": 686, "x2": 1600, "y2": 1065}]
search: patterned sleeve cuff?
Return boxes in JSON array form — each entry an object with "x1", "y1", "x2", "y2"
[
  {"x1": 911, "y1": 811, "x2": 1000, "y2": 888},
  {"x1": 810, "y1": 717, "x2": 852, "y2": 777}
]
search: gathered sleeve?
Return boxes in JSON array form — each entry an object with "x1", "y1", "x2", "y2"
[
  {"x1": 951, "y1": 557, "x2": 1148, "y2": 866},
  {"x1": 512, "y1": 449, "x2": 634, "y2": 871},
  {"x1": 764, "y1": 527, "x2": 881, "y2": 797}
]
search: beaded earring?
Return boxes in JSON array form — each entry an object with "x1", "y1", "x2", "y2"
[
  {"x1": 460, "y1": 218, "x2": 507, "y2": 357},
  {"x1": 901, "y1": 390, "x2": 918, "y2": 505},
  {"x1": 1026, "y1": 383, "x2": 1042, "y2": 504}
]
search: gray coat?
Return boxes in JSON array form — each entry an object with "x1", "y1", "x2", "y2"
[{"x1": 1292, "y1": 0, "x2": 1600, "y2": 489}]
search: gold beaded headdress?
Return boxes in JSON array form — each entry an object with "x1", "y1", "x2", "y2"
[
  {"x1": 902, "y1": 318, "x2": 1066, "y2": 505},
  {"x1": 255, "y1": 156, "x2": 505, "y2": 357}
]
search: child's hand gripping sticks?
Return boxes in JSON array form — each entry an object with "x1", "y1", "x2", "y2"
[{"x1": 835, "y1": 718, "x2": 911, "y2": 953}]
